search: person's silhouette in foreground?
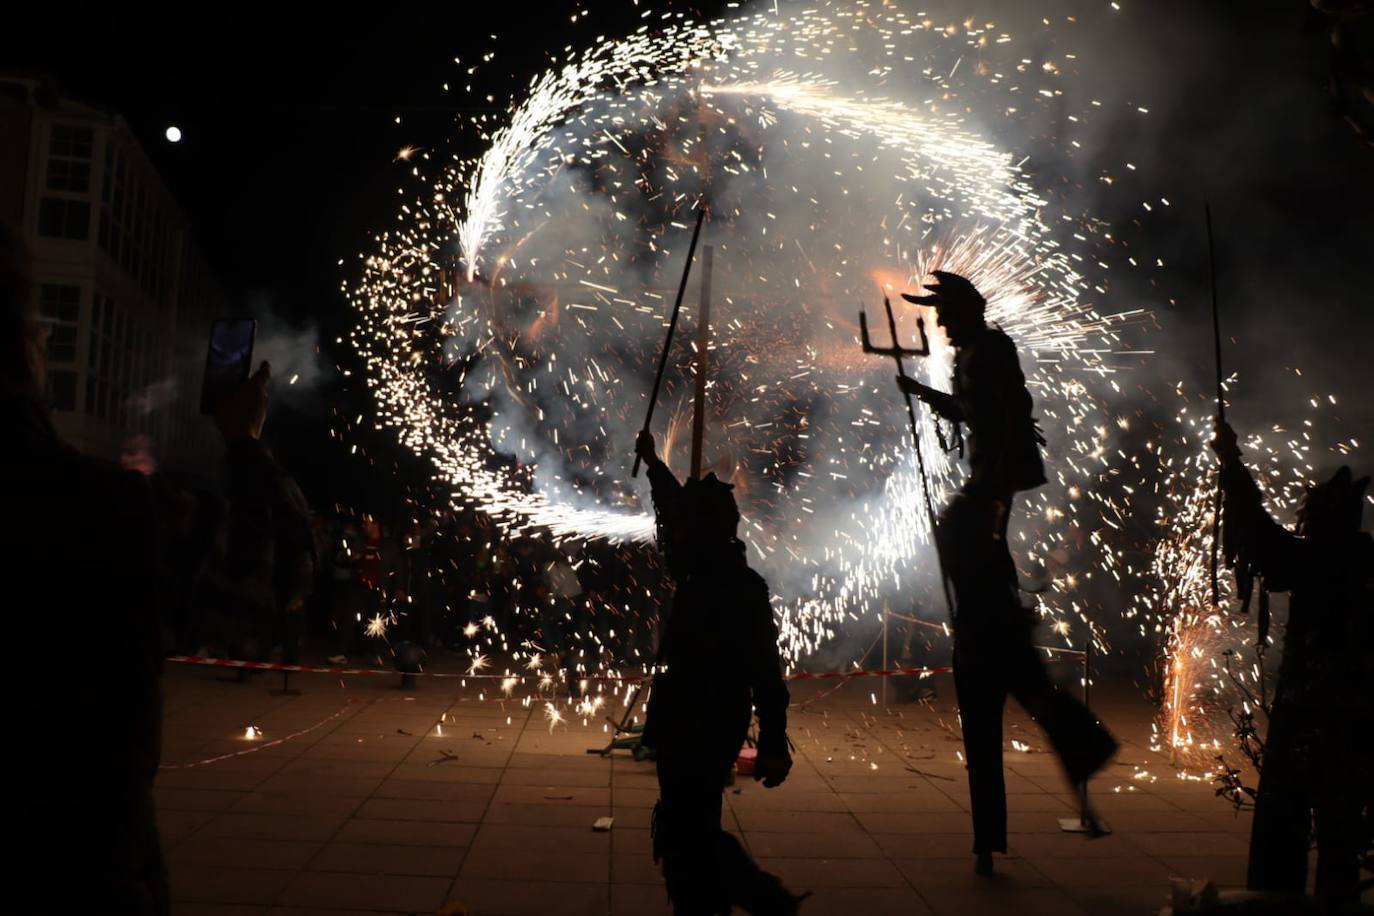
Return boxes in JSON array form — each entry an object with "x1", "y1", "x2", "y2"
[
  {"x1": 896, "y1": 271, "x2": 1118, "y2": 875},
  {"x1": 1210, "y1": 417, "x2": 1373, "y2": 905},
  {"x1": 636, "y1": 431, "x2": 804, "y2": 915},
  {"x1": 5, "y1": 223, "x2": 169, "y2": 913}
]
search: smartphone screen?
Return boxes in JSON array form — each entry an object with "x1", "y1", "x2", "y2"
[{"x1": 200, "y1": 317, "x2": 257, "y2": 415}]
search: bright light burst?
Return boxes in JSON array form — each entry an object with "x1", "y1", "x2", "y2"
[{"x1": 346, "y1": 2, "x2": 1149, "y2": 666}]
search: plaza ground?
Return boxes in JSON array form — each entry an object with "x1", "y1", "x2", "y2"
[{"x1": 158, "y1": 661, "x2": 1254, "y2": 916}]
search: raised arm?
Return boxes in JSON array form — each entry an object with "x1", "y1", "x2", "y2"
[{"x1": 1210, "y1": 418, "x2": 1307, "y2": 591}]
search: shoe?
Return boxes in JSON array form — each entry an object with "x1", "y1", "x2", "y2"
[
  {"x1": 975, "y1": 852, "x2": 994, "y2": 876},
  {"x1": 327, "y1": 654, "x2": 347, "y2": 665}
]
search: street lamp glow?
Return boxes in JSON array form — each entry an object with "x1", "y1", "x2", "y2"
[{"x1": 165, "y1": 126, "x2": 182, "y2": 143}]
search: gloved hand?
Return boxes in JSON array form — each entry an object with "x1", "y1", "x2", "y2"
[
  {"x1": 753, "y1": 751, "x2": 792, "y2": 788},
  {"x1": 635, "y1": 429, "x2": 657, "y2": 465},
  {"x1": 1209, "y1": 417, "x2": 1241, "y2": 466}
]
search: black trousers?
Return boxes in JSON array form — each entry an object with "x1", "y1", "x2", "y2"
[
  {"x1": 654, "y1": 746, "x2": 792, "y2": 915},
  {"x1": 940, "y1": 491, "x2": 1116, "y2": 854},
  {"x1": 1247, "y1": 696, "x2": 1365, "y2": 903}
]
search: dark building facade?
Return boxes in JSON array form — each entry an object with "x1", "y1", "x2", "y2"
[{"x1": 1, "y1": 75, "x2": 223, "y2": 469}]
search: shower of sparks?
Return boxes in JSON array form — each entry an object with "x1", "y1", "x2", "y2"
[
  {"x1": 346, "y1": 2, "x2": 1146, "y2": 667},
  {"x1": 1140, "y1": 387, "x2": 1357, "y2": 778},
  {"x1": 343, "y1": 1, "x2": 1358, "y2": 771}
]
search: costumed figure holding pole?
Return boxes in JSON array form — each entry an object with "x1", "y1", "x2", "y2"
[
  {"x1": 1204, "y1": 203, "x2": 1373, "y2": 906},
  {"x1": 631, "y1": 209, "x2": 804, "y2": 915},
  {"x1": 882, "y1": 270, "x2": 1118, "y2": 875}
]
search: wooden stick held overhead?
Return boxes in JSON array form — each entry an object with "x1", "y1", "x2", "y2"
[
  {"x1": 632, "y1": 206, "x2": 707, "y2": 478},
  {"x1": 1206, "y1": 203, "x2": 1226, "y2": 608}
]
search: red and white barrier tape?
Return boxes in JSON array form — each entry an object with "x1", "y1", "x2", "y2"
[
  {"x1": 167, "y1": 655, "x2": 649, "y2": 682},
  {"x1": 167, "y1": 655, "x2": 981, "y2": 684},
  {"x1": 787, "y1": 664, "x2": 952, "y2": 681},
  {"x1": 881, "y1": 612, "x2": 1088, "y2": 658},
  {"x1": 158, "y1": 697, "x2": 361, "y2": 769}
]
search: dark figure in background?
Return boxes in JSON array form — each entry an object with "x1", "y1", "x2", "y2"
[
  {"x1": 635, "y1": 431, "x2": 804, "y2": 916},
  {"x1": 195, "y1": 361, "x2": 315, "y2": 668},
  {"x1": 5, "y1": 224, "x2": 167, "y2": 912},
  {"x1": 1211, "y1": 417, "x2": 1373, "y2": 905},
  {"x1": 896, "y1": 271, "x2": 1118, "y2": 874}
]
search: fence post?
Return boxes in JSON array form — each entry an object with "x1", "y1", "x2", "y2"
[{"x1": 881, "y1": 606, "x2": 889, "y2": 710}]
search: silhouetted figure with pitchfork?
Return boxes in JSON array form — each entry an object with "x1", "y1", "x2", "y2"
[
  {"x1": 635, "y1": 430, "x2": 805, "y2": 915},
  {"x1": 894, "y1": 270, "x2": 1118, "y2": 875}
]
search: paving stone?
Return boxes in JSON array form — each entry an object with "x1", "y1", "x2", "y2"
[
  {"x1": 354, "y1": 797, "x2": 489, "y2": 823},
  {"x1": 743, "y1": 829, "x2": 884, "y2": 858},
  {"x1": 155, "y1": 667, "x2": 1255, "y2": 916},
  {"x1": 918, "y1": 885, "x2": 1092, "y2": 916},
  {"x1": 731, "y1": 809, "x2": 866, "y2": 834},
  {"x1": 276, "y1": 870, "x2": 450, "y2": 912},
  {"x1": 894, "y1": 853, "x2": 1051, "y2": 888},
  {"x1": 170, "y1": 865, "x2": 296, "y2": 905},
  {"x1": 199, "y1": 812, "x2": 348, "y2": 843},
  {"x1": 611, "y1": 882, "x2": 669, "y2": 915},
  {"x1": 449, "y1": 878, "x2": 609, "y2": 916},
  {"x1": 459, "y1": 848, "x2": 609, "y2": 883},
  {"x1": 1150, "y1": 853, "x2": 1249, "y2": 885},
  {"x1": 371, "y1": 778, "x2": 497, "y2": 802},
  {"x1": 307, "y1": 841, "x2": 465, "y2": 876},
  {"x1": 753, "y1": 856, "x2": 908, "y2": 888},
  {"x1": 332, "y1": 818, "x2": 476, "y2": 848},
  {"x1": 490, "y1": 783, "x2": 611, "y2": 806},
  {"x1": 795, "y1": 886, "x2": 936, "y2": 916},
  {"x1": 169, "y1": 835, "x2": 324, "y2": 871}
]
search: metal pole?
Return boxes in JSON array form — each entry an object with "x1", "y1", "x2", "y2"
[
  {"x1": 689, "y1": 245, "x2": 713, "y2": 480},
  {"x1": 881, "y1": 606, "x2": 889, "y2": 709},
  {"x1": 1083, "y1": 633, "x2": 1092, "y2": 710},
  {"x1": 1059, "y1": 631, "x2": 1108, "y2": 834}
]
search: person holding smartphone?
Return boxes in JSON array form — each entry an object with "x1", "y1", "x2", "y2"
[
  {"x1": 5, "y1": 224, "x2": 169, "y2": 912},
  {"x1": 4, "y1": 223, "x2": 312, "y2": 912}
]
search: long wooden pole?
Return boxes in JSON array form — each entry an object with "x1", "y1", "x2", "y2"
[
  {"x1": 689, "y1": 245, "x2": 714, "y2": 479},
  {"x1": 1207, "y1": 204, "x2": 1225, "y2": 607},
  {"x1": 631, "y1": 207, "x2": 706, "y2": 478}
]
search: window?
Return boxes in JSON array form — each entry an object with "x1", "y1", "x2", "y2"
[
  {"x1": 37, "y1": 197, "x2": 90, "y2": 240},
  {"x1": 39, "y1": 283, "x2": 80, "y2": 322},
  {"x1": 39, "y1": 284, "x2": 81, "y2": 366},
  {"x1": 46, "y1": 157, "x2": 90, "y2": 193},
  {"x1": 48, "y1": 324, "x2": 78, "y2": 363},
  {"x1": 47, "y1": 370, "x2": 77, "y2": 412},
  {"x1": 49, "y1": 125, "x2": 93, "y2": 159},
  {"x1": 43, "y1": 125, "x2": 94, "y2": 234},
  {"x1": 87, "y1": 293, "x2": 112, "y2": 419},
  {"x1": 97, "y1": 140, "x2": 175, "y2": 301}
]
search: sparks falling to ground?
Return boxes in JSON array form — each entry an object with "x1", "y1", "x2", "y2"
[
  {"x1": 346, "y1": 2, "x2": 1148, "y2": 665},
  {"x1": 343, "y1": 2, "x2": 1360, "y2": 773}
]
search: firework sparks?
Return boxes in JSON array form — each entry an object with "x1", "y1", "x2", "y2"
[
  {"x1": 543, "y1": 702, "x2": 565, "y2": 733},
  {"x1": 347, "y1": 2, "x2": 1150, "y2": 672},
  {"x1": 365, "y1": 612, "x2": 393, "y2": 640}
]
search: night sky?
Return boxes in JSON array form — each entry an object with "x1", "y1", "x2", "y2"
[{"x1": 6, "y1": 0, "x2": 1372, "y2": 516}]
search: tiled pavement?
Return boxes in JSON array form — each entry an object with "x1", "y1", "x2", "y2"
[{"x1": 158, "y1": 664, "x2": 1256, "y2": 916}]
